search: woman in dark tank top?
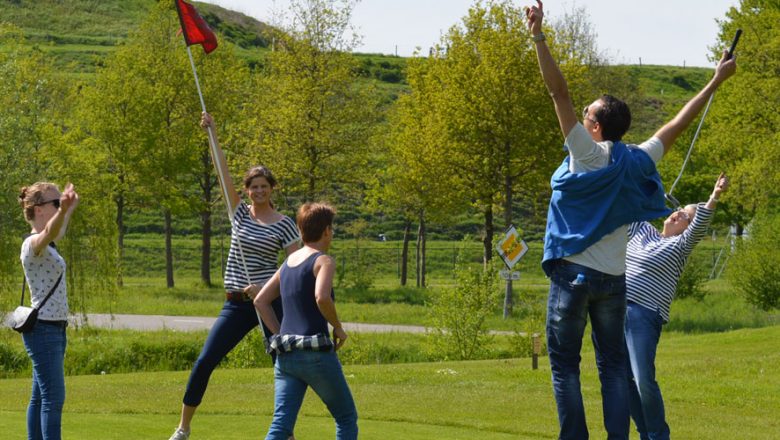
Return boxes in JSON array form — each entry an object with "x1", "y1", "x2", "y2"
[{"x1": 255, "y1": 202, "x2": 358, "y2": 440}]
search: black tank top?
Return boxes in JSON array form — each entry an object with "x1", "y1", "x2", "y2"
[{"x1": 279, "y1": 252, "x2": 333, "y2": 336}]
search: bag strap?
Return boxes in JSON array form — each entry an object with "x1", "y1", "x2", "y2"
[
  {"x1": 19, "y1": 276, "x2": 27, "y2": 306},
  {"x1": 19, "y1": 237, "x2": 62, "y2": 310},
  {"x1": 36, "y1": 274, "x2": 64, "y2": 311}
]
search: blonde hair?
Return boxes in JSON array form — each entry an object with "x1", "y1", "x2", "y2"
[{"x1": 19, "y1": 182, "x2": 59, "y2": 222}]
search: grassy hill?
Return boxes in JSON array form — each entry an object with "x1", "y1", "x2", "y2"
[
  {"x1": 1, "y1": 0, "x2": 709, "y2": 92},
  {"x1": 0, "y1": 0, "x2": 406, "y2": 84}
]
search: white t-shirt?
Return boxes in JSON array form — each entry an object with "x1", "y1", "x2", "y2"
[
  {"x1": 20, "y1": 235, "x2": 68, "y2": 320},
  {"x1": 562, "y1": 123, "x2": 664, "y2": 275}
]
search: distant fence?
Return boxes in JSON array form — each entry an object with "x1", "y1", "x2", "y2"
[{"x1": 121, "y1": 235, "x2": 731, "y2": 287}]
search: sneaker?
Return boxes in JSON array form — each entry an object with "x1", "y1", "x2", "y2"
[{"x1": 169, "y1": 428, "x2": 190, "y2": 440}]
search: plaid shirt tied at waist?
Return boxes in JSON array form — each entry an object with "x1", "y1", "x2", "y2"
[{"x1": 265, "y1": 333, "x2": 334, "y2": 354}]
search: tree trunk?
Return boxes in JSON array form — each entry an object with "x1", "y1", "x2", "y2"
[
  {"x1": 200, "y1": 148, "x2": 213, "y2": 287},
  {"x1": 503, "y1": 162, "x2": 513, "y2": 318},
  {"x1": 200, "y1": 208, "x2": 212, "y2": 287},
  {"x1": 420, "y1": 217, "x2": 426, "y2": 288},
  {"x1": 483, "y1": 205, "x2": 493, "y2": 265},
  {"x1": 115, "y1": 191, "x2": 124, "y2": 288},
  {"x1": 164, "y1": 209, "x2": 174, "y2": 288},
  {"x1": 416, "y1": 218, "x2": 422, "y2": 288},
  {"x1": 401, "y1": 219, "x2": 411, "y2": 286}
]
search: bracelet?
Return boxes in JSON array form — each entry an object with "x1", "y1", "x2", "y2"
[{"x1": 532, "y1": 32, "x2": 546, "y2": 42}]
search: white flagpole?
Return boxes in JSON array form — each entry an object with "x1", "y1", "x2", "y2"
[{"x1": 185, "y1": 46, "x2": 263, "y2": 324}]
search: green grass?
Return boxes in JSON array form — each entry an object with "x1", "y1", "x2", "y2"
[
  {"x1": 0, "y1": 326, "x2": 778, "y2": 439},
  {"x1": 0, "y1": 328, "x2": 536, "y2": 378}
]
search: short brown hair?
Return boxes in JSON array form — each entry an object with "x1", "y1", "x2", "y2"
[
  {"x1": 19, "y1": 182, "x2": 59, "y2": 222},
  {"x1": 296, "y1": 203, "x2": 335, "y2": 243}
]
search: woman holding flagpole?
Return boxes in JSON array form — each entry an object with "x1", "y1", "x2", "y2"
[{"x1": 168, "y1": 113, "x2": 300, "y2": 440}]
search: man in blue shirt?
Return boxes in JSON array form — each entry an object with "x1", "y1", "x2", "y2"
[{"x1": 525, "y1": 1, "x2": 736, "y2": 438}]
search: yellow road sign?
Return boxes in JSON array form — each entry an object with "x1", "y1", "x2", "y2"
[{"x1": 496, "y1": 225, "x2": 528, "y2": 269}]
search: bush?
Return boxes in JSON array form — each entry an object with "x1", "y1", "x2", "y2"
[
  {"x1": 428, "y1": 251, "x2": 500, "y2": 360},
  {"x1": 0, "y1": 339, "x2": 29, "y2": 378},
  {"x1": 675, "y1": 253, "x2": 709, "y2": 301},
  {"x1": 728, "y1": 212, "x2": 780, "y2": 310}
]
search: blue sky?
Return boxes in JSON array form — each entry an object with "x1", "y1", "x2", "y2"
[{"x1": 200, "y1": 0, "x2": 740, "y2": 67}]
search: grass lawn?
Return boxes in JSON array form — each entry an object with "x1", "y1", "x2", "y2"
[{"x1": 1, "y1": 326, "x2": 778, "y2": 439}]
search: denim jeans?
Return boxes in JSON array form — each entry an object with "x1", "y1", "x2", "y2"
[
  {"x1": 625, "y1": 301, "x2": 670, "y2": 440},
  {"x1": 22, "y1": 322, "x2": 67, "y2": 440},
  {"x1": 183, "y1": 300, "x2": 270, "y2": 406},
  {"x1": 546, "y1": 260, "x2": 629, "y2": 440},
  {"x1": 266, "y1": 350, "x2": 358, "y2": 440}
]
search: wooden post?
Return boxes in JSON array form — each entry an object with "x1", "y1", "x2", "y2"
[{"x1": 532, "y1": 333, "x2": 541, "y2": 370}]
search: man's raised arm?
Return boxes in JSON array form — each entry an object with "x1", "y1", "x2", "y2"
[
  {"x1": 527, "y1": 0, "x2": 578, "y2": 139},
  {"x1": 653, "y1": 50, "x2": 737, "y2": 156}
]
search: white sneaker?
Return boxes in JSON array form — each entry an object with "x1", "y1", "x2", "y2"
[{"x1": 169, "y1": 428, "x2": 190, "y2": 440}]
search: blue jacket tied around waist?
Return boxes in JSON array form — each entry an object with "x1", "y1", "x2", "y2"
[{"x1": 542, "y1": 141, "x2": 672, "y2": 276}]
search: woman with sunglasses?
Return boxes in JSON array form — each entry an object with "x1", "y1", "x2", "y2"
[
  {"x1": 18, "y1": 182, "x2": 79, "y2": 440},
  {"x1": 624, "y1": 173, "x2": 729, "y2": 440}
]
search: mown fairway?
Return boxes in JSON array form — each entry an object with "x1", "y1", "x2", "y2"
[{"x1": 1, "y1": 326, "x2": 778, "y2": 439}]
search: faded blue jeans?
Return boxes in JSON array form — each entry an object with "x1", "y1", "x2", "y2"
[
  {"x1": 625, "y1": 301, "x2": 670, "y2": 440},
  {"x1": 266, "y1": 350, "x2": 358, "y2": 440},
  {"x1": 22, "y1": 321, "x2": 67, "y2": 440},
  {"x1": 546, "y1": 260, "x2": 629, "y2": 440}
]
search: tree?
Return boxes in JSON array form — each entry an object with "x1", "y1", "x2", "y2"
[
  {"x1": 191, "y1": 49, "x2": 253, "y2": 287},
  {"x1": 78, "y1": 2, "x2": 252, "y2": 287},
  {"x1": 418, "y1": 1, "x2": 596, "y2": 313},
  {"x1": 371, "y1": 54, "x2": 466, "y2": 287},
  {"x1": 246, "y1": 0, "x2": 381, "y2": 204},
  {"x1": 0, "y1": 24, "x2": 118, "y2": 314},
  {"x1": 694, "y1": 0, "x2": 780, "y2": 230},
  {"x1": 0, "y1": 25, "x2": 57, "y2": 301}
]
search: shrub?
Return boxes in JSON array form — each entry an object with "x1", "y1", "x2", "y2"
[
  {"x1": 728, "y1": 212, "x2": 780, "y2": 310},
  {"x1": 0, "y1": 339, "x2": 29, "y2": 378},
  {"x1": 675, "y1": 253, "x2": 709, "y2": 301},
  {"x1": 428, "y1": 251, "x2": 500, "y2": 360}
]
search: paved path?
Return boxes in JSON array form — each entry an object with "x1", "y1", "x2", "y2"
[
  {"x1": 64, "y1": 314, "x2": 519, "y2": 335},
  {"x1": 69, "y1": 313, "x2": 432, "y2": 333}
]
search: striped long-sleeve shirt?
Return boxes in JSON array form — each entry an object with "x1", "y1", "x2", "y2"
[
  {"x1": 626, "y1": 204, "x2": 713, "y2": 323},
  {"x1": 224, "y1": 203, "x2": 300, "y2": 292}
]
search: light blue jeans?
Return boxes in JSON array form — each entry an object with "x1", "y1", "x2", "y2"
[
  {"x1": 22, "y1": 321, "x2": 67, "y2": 440},
  {"x1": 625, "y1": 301, "x2": 670, "y2": 440},
  {"x1": 546, "y1": 260, "x2": 630, "y2": 440},
  {"x1": 266, "y1": 350, "x2": 358, "y2": 440}
]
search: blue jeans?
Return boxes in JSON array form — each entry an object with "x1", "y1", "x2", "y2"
[
  {"x1": 546, "y1": 260, "x2": 629, "y2": 440},
  {"x1": 183, "y1": 300, "x2": 274, "y2": 406},
  {"x1": 22, "y1": 322, "x2": 67, "y2": 440},
  {"x1": 625, "y1": 302, "x2": 670, "y2": 440},
  {"x1": 266, "y1": 350, "x2": 358, "y2": 440}
]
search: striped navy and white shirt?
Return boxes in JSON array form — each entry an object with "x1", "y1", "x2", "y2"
[
  {"x1": 224, "y1": 203, "x2": 300, "y2": 292},
  {"x1": 626, "y1": 204, "x2": 713, "y2": 323}
]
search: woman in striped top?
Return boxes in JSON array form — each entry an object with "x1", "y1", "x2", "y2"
[
  {"x1": 169, "y1": 113, "x2": 300, "y2": 440},
  {"x1": 624, "y1": 173, "x2": 729, "y2": 440}
]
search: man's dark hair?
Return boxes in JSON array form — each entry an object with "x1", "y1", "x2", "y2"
[{"x1": 594, "y1": 95, "x2": 631, "y2": 142}]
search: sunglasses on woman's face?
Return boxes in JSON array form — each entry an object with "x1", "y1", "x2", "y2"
[{"x1": 36, "y1": 199, "x2": 60, "y2": 209}]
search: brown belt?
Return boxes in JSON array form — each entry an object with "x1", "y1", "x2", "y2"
[{"x1": 226, "y1": 291, "x2": 251, "y2": 302}]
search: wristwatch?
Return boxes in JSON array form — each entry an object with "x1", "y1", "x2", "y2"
[{"x1": 532, "y1": 33, "x2": 546, "y2": 42}]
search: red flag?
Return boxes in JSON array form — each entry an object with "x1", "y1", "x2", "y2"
[{"x1": 174, "y1": 0, "x2": 218, "y2": 54}]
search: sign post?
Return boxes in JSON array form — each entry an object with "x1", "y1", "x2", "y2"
[
  {"x1": 495, "y1": 225, "x2": 528, "y2": 318},
  {"x1": 532, "y1": 333, "x2": 541, "y2": 370}
]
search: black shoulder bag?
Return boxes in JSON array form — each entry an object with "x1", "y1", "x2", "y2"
[{"x1": 8, "y1": 273, "x2": 63, "y2": 333}]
